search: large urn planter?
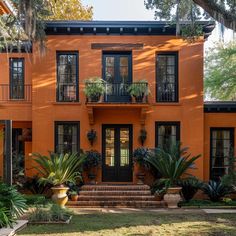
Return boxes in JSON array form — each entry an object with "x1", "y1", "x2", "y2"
[
  {"x1": 51, "y1": 186, "x2": 69, "y2": 208},
  {"x1": 164, "y1": 187, "x2": 182, "y2": 208}
]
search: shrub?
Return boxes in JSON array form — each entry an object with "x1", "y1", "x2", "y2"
[
  {"x1": 84, "y1": 77, "x2": 105, "y2": 101},
  {"x1": 177, "y1": 177, "x2": 203, "y2": 202},
  {"x1": 151, "y1": 179, "x2": 166, "y2": 195},
  {"x1": 0, "y1": 182, "x2": 27, "y2": 228},
  {"x1": 23, "y1": 194, "x2": 49, "y2": 206},
  {"x1": 23, "y1": 176, "x2": 50, "y2": 194},
  {"x1": 202, "y1": 180, "x2": 234, "y2": 202}
]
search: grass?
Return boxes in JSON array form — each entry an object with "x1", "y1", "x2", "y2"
[
  {"x1": 18, "y1": 211, "x2": 236, "y2": 236},
  {"x1": 180, "y1": 199, "x2": 236, "y2": 207}
]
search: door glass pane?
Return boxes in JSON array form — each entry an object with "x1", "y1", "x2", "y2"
[
  {"x1": 105, "y1": 57, "x2": 115, "y2": 83},
  {"x1": 105, "y1": 128, "x2": 115, "y2": 166},
  {"x1": 120, "y1": 128, "x2": 129, "y2": 167},
  {"x1": 119, "y1": 57, "x2": 129, "y2": 84}
]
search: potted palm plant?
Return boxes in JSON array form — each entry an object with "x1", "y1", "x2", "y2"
[
  {"x1": 83, "y1": 150, "x2": 101, "y2": 184},
  {"x1": 145, "y1": 144, "x2": 201, "y2": 208},
  {"x1": 84, "y1": 77, "x2": 106, "y2": 102},
  {"x1": 33, "y1": 152, "x2": 84, "y2": 207},
  {"x1": 128, "y1": 80, "x2": 149, "y2": 103},
  {"x1": 133, "y1": 147, "x2": 152, "y2": 184}
]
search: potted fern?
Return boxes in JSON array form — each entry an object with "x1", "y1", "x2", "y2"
[
  {"x1": 128, "y1": 80, "x2": 149, "y2": 103},
  {"x1": 84, "y1": 77, "x2": 106, "y2": 102},
  {"x1": 33, "y1": 152, "x2": 84, "y2": 207}
]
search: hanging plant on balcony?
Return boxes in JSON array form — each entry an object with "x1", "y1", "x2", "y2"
[
  {"x1": 127, "y1": 80, "x2": 149, "y2": 103},
  {"x1": 139, "y1": 129, "x2": 147, "y2": 146},
  {"x1": 84, "y1": 77, "x2": 106, "y2": 102},
  {"x1": 87, "y1": 129, "x2": 97, "y2": 146}
]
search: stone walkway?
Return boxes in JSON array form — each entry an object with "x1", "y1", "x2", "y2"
[
  {"x1": 72, "y1": 207, "x2": 236, "y2": 215},
  {"x1": 0, "y1": 220, "x2": 28, "y2": 236}
]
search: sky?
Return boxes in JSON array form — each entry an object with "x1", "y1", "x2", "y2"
[{"x1": 82, "y1": 0, "x2": 235, "y2": 49}]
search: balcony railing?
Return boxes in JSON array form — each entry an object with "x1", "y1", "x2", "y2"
[
  {"x1": 0, "y1": 84, "x2": 32, "y2": 102},
  {"x1": 85, "y1": 82, "x2": 149, "y2": 103}
]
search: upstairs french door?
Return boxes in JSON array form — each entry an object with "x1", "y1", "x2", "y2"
[{"x1": 103, "y1": 52, "x2": 132, "y2": 102}]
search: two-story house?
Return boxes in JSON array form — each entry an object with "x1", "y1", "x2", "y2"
[{"x1": 0, "y1": 14, "x2": 236, "y2": 191}]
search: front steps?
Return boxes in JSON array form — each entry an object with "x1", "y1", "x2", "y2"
[{"x1": 67, "y1": 184, "x2": 166, "y2": 208}]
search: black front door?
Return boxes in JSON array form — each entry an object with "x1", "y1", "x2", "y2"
[
  {"x1": 103, "y1": 52, "x2": 132, "y2": 102},
  {"x1": 102, "y1": 125, "x2": 133, "y2": 182}
]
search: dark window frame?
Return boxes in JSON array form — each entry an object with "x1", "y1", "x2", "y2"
[
  {"x1": 9, "y1": 58, "x2": 25, "y2": 99},
  {"x1": 56, "y1": 51, "x2": 79, "y2": 102},
  {"x1": 156, "y1": 52, "x2": 179, "y2": 103},
  {"x1": 210, "y1": 127, "x2": 234, "y2": 180},
  {"x1": 155, "y1": 121, "x2": 181, "y2": 148},
  {"x1": 54, "y1": 121, "x2": 80, "y2": 154}
]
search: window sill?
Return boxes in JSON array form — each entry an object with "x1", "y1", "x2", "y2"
[
  {"x1": 152, "y1": 102, "x2": 182, "y2": 106},
  {"x1": 52, "y1": 102, "x2": 81, "y2": 105}
]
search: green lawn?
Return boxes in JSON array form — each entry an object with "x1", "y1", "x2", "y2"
[{"x1": 18, "y1": 211, "x2": 236, "y2": 236}]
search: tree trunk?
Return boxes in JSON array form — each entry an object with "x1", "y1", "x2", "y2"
[{"x1": 193, "y1": 0, "x2": 236, "y2": 31}]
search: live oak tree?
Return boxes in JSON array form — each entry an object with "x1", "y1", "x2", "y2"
[
  {"x1": 0, "y1": 0, "x2": 93, "y2": 51},
  {"x1": 145, "y1": 0, "x2": 236, "y2": 32},
  {"x1": 205, "y1": 42, "x2": 236, "y2": 101}
]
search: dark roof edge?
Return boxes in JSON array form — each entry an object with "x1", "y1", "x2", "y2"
[
  {"x1": 45, "y1": 20, "x2": 215, "y2": 38},
  {"x1": 204, "y1": 101, "x2": 236, "y2": 113}
]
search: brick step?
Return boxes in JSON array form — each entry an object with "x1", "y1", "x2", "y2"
[
  {"x1": 78, "y1": 195, "x2": 155, "y2": 201},
  {"x1": 67, "y1": 200, "x2": 166, "y2": 208},
  {"x1": 79, "y1": 190, "x2": 151, "y2": 196},
  {"x1": 80, "y1": 184, "x2": 150, "y2": 191}
]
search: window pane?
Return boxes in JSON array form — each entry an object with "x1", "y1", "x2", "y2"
[
  {"x1": 10, "y1": 58, "x2": 24, "y2": 99},
  {"x1": 157, "y1": 54, "x2": 177, "y2": 102},
  {"x1": 211, "y1": 129, "x2": 233, "y2": 180},
  {"x1": 56, "y1": 123, "x2": 79, "y2": 154},
  {"x1": 57, "y1": 53, "x2": 78, "y2": 102},
  {"x1": 157, "y1": 123, "x2": 179, "y2": 151}
]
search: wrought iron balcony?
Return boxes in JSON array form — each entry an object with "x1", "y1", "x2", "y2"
[
  {"x1": 0, "y1": 84, "x2": 32, "y2": 102},
  {"x1": 85, "y1": 82, "x2": 149, "y2": 103}
]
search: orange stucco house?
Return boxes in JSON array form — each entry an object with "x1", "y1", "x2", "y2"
[{"x1": 0, "y1": 4, "x2": 236, "y2": 188}]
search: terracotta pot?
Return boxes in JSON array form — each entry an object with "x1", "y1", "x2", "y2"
[
  {"x1": 154, "y1": 193, "x2": 164, "y2": 201},
  {"x1": 164, "y1": 187, "x2": 182, "y2": 208},
  {"x1": 88, "y1": 173, "x2": 96, "y2": 184},
  {"x1": 136, "y1": 172, "x2": 145, "y2": 185},
  {"x1": 51, "y1": 186, "x2": 69, "y2": 207},
  {"x1": 71, "y1": 194, "x2": 79, "y2": 201}
]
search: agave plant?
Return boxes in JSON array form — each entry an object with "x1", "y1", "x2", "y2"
[
  {"x1": 145, "y1": 144, "x2": 201, "y2": 189},
  {"x1": 202, "y1": 180, "x2": 234, "y2": 202},
  {"x1": 33, "y1": 152, "x2": 85, "y2": 186}
]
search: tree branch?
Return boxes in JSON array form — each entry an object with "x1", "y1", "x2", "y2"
[{"x1": 193, "y1": 0, "x2": 236, "y2": 31}]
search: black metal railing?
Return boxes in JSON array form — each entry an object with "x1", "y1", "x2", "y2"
[
  {"x1": 156, "y1": 82, "x2": 177, "y2": 102},
  {"x1": 57, "y1": 83, "x2": 78, "y2": 102},
  {"x1": 85, "y1": 82, "x2": 149, "y2": 103},
  {"x1": 0, "y1": 84, "x2": 32, "y2": 102}
]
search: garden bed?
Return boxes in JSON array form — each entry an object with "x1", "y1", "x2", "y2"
[
  {"x1": 180, "y1": 199, "x2": 236, "y2": 209},
  {"x1": 29, "y1": 216, "x2": 72, "y2": 225}
]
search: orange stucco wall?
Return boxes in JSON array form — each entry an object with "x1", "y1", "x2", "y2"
[
  {"x1": 204, "y1": 113, "x2": 236, "y2": 181},
  {"x1": 30, "y1": 35, "x2": 205, "y2": 181},
  {"x1": 1, "y1": 33, "x2": 234, "y2": 183}
]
